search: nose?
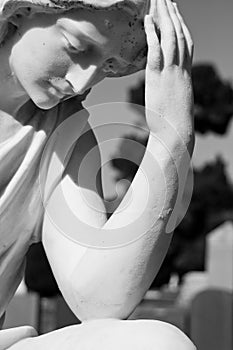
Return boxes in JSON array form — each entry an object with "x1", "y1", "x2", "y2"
[
  {"x1": 65, "y1": 64, "x2": 103, "y2": 95},
  {"x1": 50, "y1": 79, "x2": 74, "y2": 96}
]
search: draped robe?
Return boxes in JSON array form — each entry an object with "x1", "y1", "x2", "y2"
[{"x1": 0, "y1": 93, "x2": 90, "y2": 321}]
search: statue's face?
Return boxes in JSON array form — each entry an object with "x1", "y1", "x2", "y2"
[{"x1": 9, "y1": 9, "x2": 146, "y2": 109}]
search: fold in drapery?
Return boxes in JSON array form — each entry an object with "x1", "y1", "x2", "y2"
[{"x1": 0, "y1": 94, "x2": 89, "y2": 321}]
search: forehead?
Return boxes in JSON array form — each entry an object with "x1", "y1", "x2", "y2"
[{"x1": 57, "y1": 8, "x2": 147, "y2": 74}]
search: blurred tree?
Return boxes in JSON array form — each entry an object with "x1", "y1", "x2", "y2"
[
  {"x1": 129, "y1": 64, "x2": 233, "y2": 134},
  {"x1": 109, "y1": 134, "x2": 233, "y2": 286},
  {"x1": 25, "y1": 242, "x2": 60, "y2": 297},
  {"x1": 155, "y1": 157, "x2": 233, "y2": 286},
  {"x1": 110, "y1": 63, "x2": 233, "y2": 286},
  {"x1": 192, "y1": 65, "x2": 233, "y2": 134}
]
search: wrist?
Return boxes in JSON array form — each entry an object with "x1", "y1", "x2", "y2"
[{"x1": 148, "y1": 117, "x2": 194, "y2": 153}]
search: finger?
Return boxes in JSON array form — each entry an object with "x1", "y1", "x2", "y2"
[
  {"x1": 148, "y1": 0, "x2": 157, "y2": 17},
  {"x1": 0, "y1": 326, "x2": 37, "y2": 350},
  {"x1": 173, "y1": 2, "x2": 194, "y2": 63},
  {"x1": 148, "y1": 0, "x2": 159, "y2": 27},
  {"x1": 157, "y1": 0, "x2": 177, "y2": 67},
  {"x1": 166, "y1": 0, "x2": 185, "y2": 65},
  {"x1": 144, "y1": 14, "x2": 161, "y2": 71}
]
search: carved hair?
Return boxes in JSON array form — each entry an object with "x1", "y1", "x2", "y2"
[
  {"x1": 0, "y1": 0, "x2": 149, "y2": 75},
  {"x1": 0, "y1": 0, "x2": 147, "y2": 41}
]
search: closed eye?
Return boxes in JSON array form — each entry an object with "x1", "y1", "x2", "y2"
[{"x1": 63, "y1": 33, "x2": 86, "y2": 53}]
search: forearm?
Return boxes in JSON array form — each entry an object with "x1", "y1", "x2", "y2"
[
  {"x1": 43, "y1": 0, "x2": 195, "y2": 321},
  {"x1": 104, "y1": 119, "x2": 194, "y2": 232},
  {"x1": 67, "y1": 123, "x2": 194, "y2": 320}
]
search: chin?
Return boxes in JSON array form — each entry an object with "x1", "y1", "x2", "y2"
[{"x1": 31, "y1": 94, "x2": 60, "y2": 110}]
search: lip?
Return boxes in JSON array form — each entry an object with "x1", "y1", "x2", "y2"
[
  {"x1": 47, "y1": 86, "x2": 63, "y2": 98},
  {"x1": 60, "y1": 95, "x2": 73, "y2": 102},
  {"x1": 49, "y1": 80, "x2": 74, "y2": 96}
]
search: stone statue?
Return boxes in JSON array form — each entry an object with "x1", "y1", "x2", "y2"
[{"x1": 0, "y1": 0, "x2": 196, "y2": 348}]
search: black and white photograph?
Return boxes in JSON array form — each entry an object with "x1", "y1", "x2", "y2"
[{"x1": 0, "y1": 0, "x2": 232, "y2": 348}]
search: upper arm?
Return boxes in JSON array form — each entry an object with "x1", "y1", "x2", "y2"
[{"x1": 41, "y1": 122, "x2": 107, "y2": 309}]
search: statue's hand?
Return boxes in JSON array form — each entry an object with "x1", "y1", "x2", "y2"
[
  {"x1": 0, "y1": 326, "x2": 37, "y2": 350},
  {"x1": 144, "y1": 0, "x2": 194, "y2": 136}
]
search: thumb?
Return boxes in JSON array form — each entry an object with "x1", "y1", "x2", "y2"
[{"x1": 0, "y1": 326, "x2": 38, "y2": 350}]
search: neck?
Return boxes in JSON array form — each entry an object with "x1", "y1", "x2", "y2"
[{"x1": 0, "y1": 32, "x2": 29, "y2": 117}]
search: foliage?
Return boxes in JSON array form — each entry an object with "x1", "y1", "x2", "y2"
[
  {"x1": 25, "y1": 243, "x2": 60, "y2": 297},
  {"x1": 111, "y1": 138, "x2": 233, "y2": 286},
  {"x1": 110, "y1": 63, "x2": 233, "y2": 286},
  {"x1": 153, "y1": 157, "x2": 233, "y2": 286},
  {"x1": 192, "y1": 65, "x2": 233, "y2": 134}
]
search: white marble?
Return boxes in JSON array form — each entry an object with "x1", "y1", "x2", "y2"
[{"x1": 0, "y1": 0, "x2": 196, "y2": 348}]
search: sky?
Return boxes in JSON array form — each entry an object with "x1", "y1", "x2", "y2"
[
  {"x1": 178, "y1": 0, "x2": 233, "y2": 182},
  {"x1": 83, "y1": 0, "x2": 233, "y2": 196}
]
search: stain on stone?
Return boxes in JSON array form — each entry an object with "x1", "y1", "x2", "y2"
[{"x1": 104, "y1": 18, "x2": 113, "y2": 29}]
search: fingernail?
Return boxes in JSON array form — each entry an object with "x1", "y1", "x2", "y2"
[{"x1": 144, "y1": 14, "x2": 151, "y2": 21}]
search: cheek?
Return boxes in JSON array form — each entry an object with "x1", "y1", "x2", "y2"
[
  {"x1": 41, "y1": 45, "x2": 71, "y2": 78},
  {"x1": 10, "y1": 41, "x2": 71, "y2": 109},
  {"x1": 10, "y1": 47, "x2": 39, "y2": 93},
  {"x1": 11, "y1": 37, "x2": 71, "y2": 87}
]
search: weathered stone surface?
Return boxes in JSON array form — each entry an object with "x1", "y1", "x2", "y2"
[
  {"x1": 8, "y1": 319, "x2": 197, "y2": 350},
  {"x1": 0, "y1": 0, "x2": 149, "y2": 75}
]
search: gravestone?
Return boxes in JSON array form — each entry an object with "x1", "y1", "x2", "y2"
[
  {"x1": 190, "y1": 289, "x2": 233, "y2": 350},
  {"x1": 206, "y1": 221, "x2": 233, "y2": 290},
  {"x1": 3, "y1": 294, "x2": 39, "y2": 330}
]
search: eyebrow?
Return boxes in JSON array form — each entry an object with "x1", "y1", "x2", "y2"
[
  {"x1": 57, "y1": 19, "x2": 107, "y2": 46},
  {"x1": 57, "y1": 18, "x2": 136, "y2": 68}
]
